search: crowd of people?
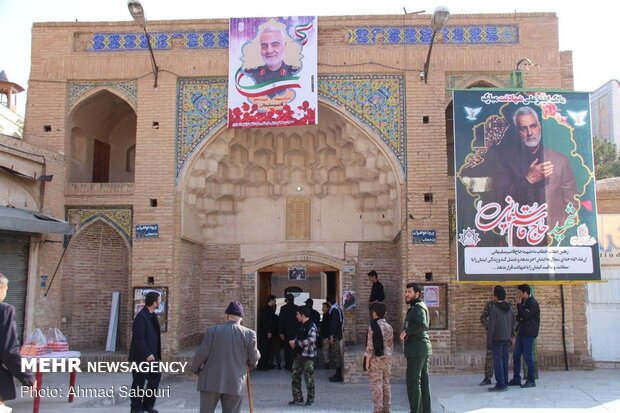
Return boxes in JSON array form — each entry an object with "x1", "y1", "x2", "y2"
[
  {"x1": 481, "y1": 284, "x2": 541, "y2": 392},
  {"x1": 0, "y1": 270, "x2": 437, "y2": 413}
]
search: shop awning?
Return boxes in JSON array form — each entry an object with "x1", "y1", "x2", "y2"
[{"x1": 0, "y1": 206, "x2": 75, "y2": 235}]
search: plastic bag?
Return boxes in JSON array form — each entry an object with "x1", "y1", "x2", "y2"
[
  {"x1": 0, "y1": 404, "x2": 13, "y2": 413},
  {"x1": 20, "y1": 328, "x2": 48, "y2": 357},
  {"x1": 46, "y1": 327, "x2": 69, "y2": 352},
  {"x1": 25, "y1": 328, "x2": 47, "y2": 346},
  {"x1": 46, "y1": 327, "x2": 68, "y2": 344}
]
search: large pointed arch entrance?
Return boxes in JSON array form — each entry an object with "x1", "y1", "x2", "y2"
[{"x1": 179, "y1": 102, "x2": 405, "y2": 342}]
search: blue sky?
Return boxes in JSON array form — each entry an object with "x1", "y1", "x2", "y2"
[{"x1": 1, "y1": 0, "x2": 618, "y2": 116}]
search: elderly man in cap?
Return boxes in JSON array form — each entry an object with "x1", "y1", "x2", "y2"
[{"x1": 190, "y1": 301, "x2": 260, "y2": 413}]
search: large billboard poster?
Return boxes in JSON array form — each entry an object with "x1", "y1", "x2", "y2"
[
  {"x1": 228, "y1": 16, "x2": 317, "y2": 128},
  {"x1": 453, "y1": 90, "x2": 600, "y2": 282}
]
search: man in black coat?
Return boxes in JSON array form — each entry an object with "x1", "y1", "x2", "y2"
[
  {"x1": 326, "y1": 295, "x2": 344, "y2": 382},
  {"x1": 368, "y1": 270, "x2": 385, "y2": 309},
  {"x1": 319, "y1": 302, "x2": 331, "y2": 368},
  {"x1": 129, "y1": 291, "x2": 162, "y2": 413},
  {"x1": 278, "y1": 294, "x2": 299, "y2": 370},
  {"x1": 258, "y1": 295, "x2": 276, "y2": 370},
  {"x1": 509, "y1": 284, "x2": 540, "y2": 388},
  {"x1": 0, "y1": 273, "x2": 35, "y2": 406}
]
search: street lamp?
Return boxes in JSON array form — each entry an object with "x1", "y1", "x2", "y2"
[
  {"x1": 511, "y1": 58, "x2": 533, "y2": 88},
  {"x1": 127, "y1": 0, "x2": 159, "y2": 88},
  {"x1": 422, "y1": 6, "x2": 450, "y2": 84}
]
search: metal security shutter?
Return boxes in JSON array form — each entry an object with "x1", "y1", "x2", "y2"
[
  {"x1": 0, "y1": 231, "x2": 30, "y2": 341},
  {"x1": 587, "y1": 267, "x2": 620, "y2": 361}
]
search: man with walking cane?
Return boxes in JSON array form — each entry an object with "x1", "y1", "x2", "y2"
[{"x1": 190, "y1": 301, "x2": 260, "y2": 413}]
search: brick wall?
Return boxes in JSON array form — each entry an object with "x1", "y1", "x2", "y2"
[
  {"x1": 176, "y1": 239, "x2": 203, "y2": 347},
  {"x1": 449, "y1": 284, "x2": 492, "y2": 352},
  {"x1": 449, "y1": 283, "x2": 590, "y2": 357},
  {"x1": 202, "y1": 245, "x2": 251, "y2": 328},
  {"x1": 354, "y1": 241, "x2": 402, "y2": 343},
  {"x1": 560, "y1": 51, "x2": 574, "y2": 90},
  {"x1": 61, "y1": 220, "x2": 130, "y2": 350}
]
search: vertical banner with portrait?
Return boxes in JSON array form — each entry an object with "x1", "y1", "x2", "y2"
[
  {"x1": 133, "y1": 287, "x2": 168, "y2": 332},
  {"x1": 453, "y1": 90, "x2": 600, "y2": 282},
  {"x1": 228, "y1": 16, "x2": 317, "y2": 128}
]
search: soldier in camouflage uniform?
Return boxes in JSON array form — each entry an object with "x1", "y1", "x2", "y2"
[
  {"x1": 479, "y1": 299, "x2": 494, "y2": 386},
  {"x1": 365, "y1": 302, "x2": 394, "y2": 413},
  {"x1": 288, "y1": 306, "x2": 318, "y2": 406}
]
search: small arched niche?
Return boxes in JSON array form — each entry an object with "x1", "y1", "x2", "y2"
[{"x1": 68, "y1": 90, "x2": 137, "y2": 183}]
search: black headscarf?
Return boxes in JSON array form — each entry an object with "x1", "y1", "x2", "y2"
[{"x1": 371, "y1": 318, "x2": 384, "y2": 357}]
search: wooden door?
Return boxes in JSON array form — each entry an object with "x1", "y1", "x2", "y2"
[{"x1": 93, "y1": 139, "x2": 110, "y2": 182}]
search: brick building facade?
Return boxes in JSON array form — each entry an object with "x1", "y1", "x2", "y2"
[{"x1": 15, "y1": 12, "x2": 596, "y2": 375}]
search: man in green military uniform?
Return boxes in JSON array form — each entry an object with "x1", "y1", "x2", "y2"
[
  {"x1": 479, "y1": 299, "x2": 494, "y2": 386},
  {"x1": 401, "y1": 282, "x2": 432, "y2": 413}
]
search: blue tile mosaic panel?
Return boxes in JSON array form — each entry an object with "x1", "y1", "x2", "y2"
[
  {"x1": 88, "y1": 31, "x2": 228, "y2": 52},
  {"x1": 175, "y1": 75, "x2": 406, "y2": 180},
  {"x1": 67, "y1": 81, "x2": 137, "y2": 112},
  {"x1": 318, "y1": 74, "x2": 406, "y2": 171},
  {"x1": 65, "y1": 207, "x2": 133, "y2": 246},
  {"x1": 347, "y1": 25, "x2": 518, "y2": 45},
  {"x1": 176, "y1": 78, "x2": 228, "y2": 177},
  {"x1": 87, "y1": 25, "x2": 515, "y2": 51}
]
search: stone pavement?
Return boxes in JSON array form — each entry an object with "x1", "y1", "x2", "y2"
[{"x1": 5, "y1": 367, "x2": 620, "y2": 413}]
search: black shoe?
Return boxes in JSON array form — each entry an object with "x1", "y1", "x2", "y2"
[
  {"x1": 328, "y1": 375, "x2": 343, "y2": 382},
  {"x1": 479, "y1": 378, "x2": 492, "y2": 386},
  {"x1": 305, "y1": 400, "x2": 314, "y2": 406},
  {"x1": 488, "y1": 386, "x2": 507, "y2": 392},
  {"x1": 288, "y1": 400, "x2": 304, "y2": 405},
  {"x1": 144, "y1": 408, "x2": 159, "y2": 413},
  {"x1": 521, "y1": 381, "x2": 536, "y2": 388},
  {"x1": 324, "y1": 363, "x2": 330, "y2": 369},
  {"x1": 507, "y1": 379, "x2": 521, "y2": 386},
  {"x1": 130, "y1": 410, "x2": 145, "y2": 413}
]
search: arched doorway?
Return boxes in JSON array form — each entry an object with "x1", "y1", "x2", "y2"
[
  {"x1": 257, "y1": 262, "x2": 339, "y2": 315},
  {"x1": 179, "y1": 103, "x2": 405, "y2": 339},
  {"x1": 61, "y1": 220, "x2": 131, "y2": 350}
]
